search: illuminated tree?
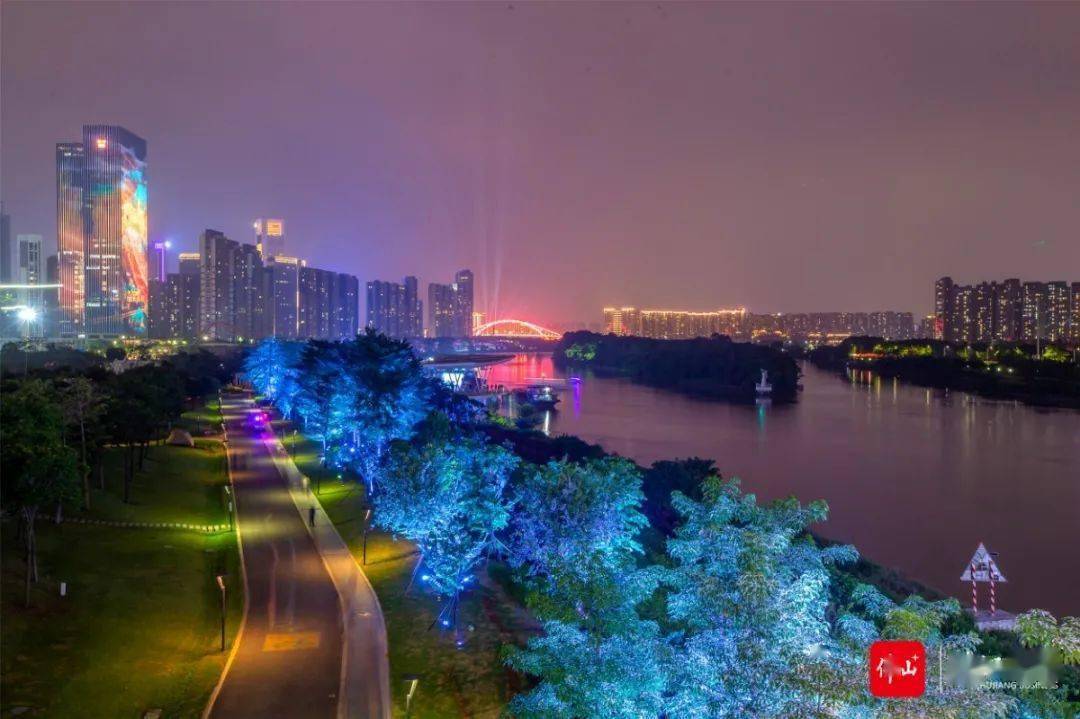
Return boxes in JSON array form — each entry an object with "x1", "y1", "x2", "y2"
[
  {"x1": 376, "y1": 435, "x2": 517, "y2": 626},
  {"x1": 506, "y1": 457, "x2": 651, "y2": 626},
  {"x1": 662, "y1": 477, "x2": 868, "y2": 717},
  {"x1": 244, "y1": 337, "x2": 302, "y2": 408}
]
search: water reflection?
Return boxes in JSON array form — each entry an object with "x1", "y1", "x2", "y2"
[{"x1": 487, "y1": 353, "x2": 1080, "y2": 616}]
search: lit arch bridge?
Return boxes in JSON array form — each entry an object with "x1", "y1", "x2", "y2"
[{"x1": 473, "y1": 319, "x2": 562, "y2": 340}]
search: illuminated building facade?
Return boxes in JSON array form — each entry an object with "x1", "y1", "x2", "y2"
[
  {"x1": 934, "y1": 277, "x2": 1078, "y2": 347},
  {"x1": 56, "y1": 142, "x2": 86, "y2": 335},
  {"x1": 17, "y1": 234, "x2": 42, "y2": 285},
  {"x1": 254, "y1": 218, "x2": 285, "y2": 259},
  {"x1": 603, "y1": 307, "x2": 641, "y2": 336},
  {"x1": 81, "y1": 126, "x2": 149, "y2": 336},
  {"x1": 453, "y1": 269, "x2": 474, "y2": 337}
]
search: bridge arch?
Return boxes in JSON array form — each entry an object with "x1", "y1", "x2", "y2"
[{"x1": 473, "y1": 319, "x2": 562, "y2": 340}]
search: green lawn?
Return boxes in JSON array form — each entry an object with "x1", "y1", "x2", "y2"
[
  {"x1": 178, "y1": 397, "x2": 224, "y2": 433},
  {"x1": 280, "y1": 427, "x2": 535, "y2": 718},
  {"x1": 1, "y1": 440, "x2": 242, "y2": 718}
]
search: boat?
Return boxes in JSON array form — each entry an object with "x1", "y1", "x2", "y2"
[{"x1": 512, "y1": 384, "x2": 560, "y2": 409}]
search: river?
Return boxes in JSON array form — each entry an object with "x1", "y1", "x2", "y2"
[{"x1": 487, "y1": 353, "x2": 1080, "y2": 616}]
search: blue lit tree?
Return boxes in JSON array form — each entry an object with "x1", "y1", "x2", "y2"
[
  {"x1": 661, "y1": 477, "x2": 870, "y2": 717},
  {"x1": 244, "y1": 338, "x2": 303, "y2": 417},
  {"x1": 292, "y1": 340, "x2": 348, "y2": 463},
  {"x1": 338, "y1": 330, "x2": 430, "y2": 494},
  {"x1": 376, "y1": 434, "x2": 518, "y2": 626}
]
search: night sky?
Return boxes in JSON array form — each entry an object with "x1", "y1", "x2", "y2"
[{"x1": 3, "y1": 1, "x2": 1079, "y2": 326}]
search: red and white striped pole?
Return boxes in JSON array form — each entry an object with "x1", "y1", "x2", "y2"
[
  {"x1": 971, "y1": 562, "x2": 978, "y2": 614},
  {"x1": 989, "y1": 567, "x2": 996, "y2": 616}
]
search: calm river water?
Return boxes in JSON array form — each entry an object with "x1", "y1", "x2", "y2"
[{"x1": 488, "y1": 354, "x2": 1080, "y2": 616}]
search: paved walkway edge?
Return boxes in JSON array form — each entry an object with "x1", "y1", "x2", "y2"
[
  {"x1": 264, "y1": 430, "x2": 393, "y2": 719},
  {"x1": 202, "y1": 412, "x2": 252, "y2": 719}
]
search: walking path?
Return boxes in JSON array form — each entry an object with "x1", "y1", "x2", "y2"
[{"x1": 204, "y1": 395, "x2": 390, "y2": 719}]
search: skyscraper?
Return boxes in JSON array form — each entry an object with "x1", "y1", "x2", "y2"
[
  {"x1": 254, "y1": 218, "x2": 285, "y2": 259},
  {"x1": 366, "y1": 276, "x2": 422, "y2": 338},
  {"x1": 1046, "y1": 281, "x2": 1070, "y2": 343},
  {"x1": 427, "y1": 282, "x2": 455, "y2": 338},
  {"x1": 56, "y1": 142, "x2": 85, "y2": 335},
  {"x1": 995, "y1": 279, "x2": 1022, "y2": 342},
  {"x1": 80, "y1": 126, "x2": 149, "y2": 336},
  {"x1": 1072, "y1": 282, "x2": 1080, "y2": 346},
  {"x1": 267, "y1": 255, "x2": 300, "y2": 339},
  {"x1": 148, "y1": 240, "x2": 170, "y2": 339},
  {"x1": 199, "y1": 229, "x2": 238, "y2": 341},
  {"x1": 16, "y1": 234, "x2": 42, "y2": 285},
  {"x1": 453, "y1": 269, "x2": 474, "y2": 337},
  {"x1": 233, "y1": 242, "x2": 266, "y2": 341},
  {"x1": 1022, "y1": 282, "x2": 1048, "y2": 342},
  {"x1": 933, "y1": 277, "x2": 955, "y2": 341}
]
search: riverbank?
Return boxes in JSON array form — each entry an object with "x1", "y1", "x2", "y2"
[
  {"x1": 555, "y1": 331, "x2": 800, "y2": 403},
  {"x1": 808, "y1": 337, "x2": 1080, "y2": 409}
]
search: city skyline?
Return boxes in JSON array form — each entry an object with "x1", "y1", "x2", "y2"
[{"x1": 5, "y1": 3, "x2": 1080, "y2": 325}]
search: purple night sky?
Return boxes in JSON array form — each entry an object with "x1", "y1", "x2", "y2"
[{"x1": 3, "y1": 2, "x2": 1079, "y2": 326}]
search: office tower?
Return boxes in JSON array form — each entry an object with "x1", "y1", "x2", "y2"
[
  {"x1": 0, "y1": 207, "x2": 10, "y2": 282},
  {"x1": 199, "y1": 229, "x2": 238, "y2": 340},
  {"x1": 267, "y1": 255, "x2": 300, "y2": 339},
  {"x1": 79, "y1": 126, "x2": 149, "y2": 336},
  {"x1": 43, "y1": 254, "x2": 59, "y2": 336},
  {"x1": 1046, "y1": 281, "x2": 1070, "y2": 343},
  {"x1": 1021, "y1": 282, "x2": 1048, "y2": 342},
  {"x1": 427, "y1": 282, "x2": 455, "y2": 338},
  {"x1": 995, "y1": 279, "x2": 1022, "y2": 342},
  {"x1": 16, "y1": 234, "x2": 42, "y2": 285},
  {"x1": 453, "y1": 269, "x2": 474, "y2": 337},
  {"x1": 254, "y1": 218, "x2": 285, "y2": 259},
  {"x1": 933, "y1": 277, "x2": 955, "y2": 341},
  {"x1": 56, "y1": 142, "x2": 86, "y2": 335}
]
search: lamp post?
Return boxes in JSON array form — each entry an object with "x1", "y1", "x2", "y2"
[
  {"x1": 16, "y1": 306, "x2": 37, "y2": 375},
  {"x1": 216, "y1": 574, "x2": 226, "y2": 651},
  {"x1": 362, "y1": 508, "x2": 372, "y2": 565}
]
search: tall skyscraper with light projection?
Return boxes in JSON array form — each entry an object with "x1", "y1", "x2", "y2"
[{"x1": 56, "y1": 126, "x2": 148, "y2": 336}]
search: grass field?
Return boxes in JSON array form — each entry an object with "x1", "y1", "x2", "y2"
[
  {"x1": 280, "y1": 427, "x2": 536, "y2": 718},
  {"x1": 1, "y1": 439, "x2": 243, "y2": 718}
]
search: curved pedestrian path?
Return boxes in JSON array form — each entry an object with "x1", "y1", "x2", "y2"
[{"x1": 204, "y1": 395, "x2": 390, "y2": 719}]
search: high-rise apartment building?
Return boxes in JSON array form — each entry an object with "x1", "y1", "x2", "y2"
[
  {"x1": 603, "y1": 307, "x2": 642, "y2": 336},
  {"x1": 934, "y1": 277, "x2": 1078, "y2": 347},
  {"x1": 233, "y1": 242, "x2": 267, "y2": 341},
  {"x1": 254, "y1": 218, "x2": 285, "y2": 259},
  {"x1": 453, "y1": 269, "x2": 474, "y2": 337},
  {"x1": 198, "y1": 229, "x2": 238, "y2": 340},
  {"x1": 1046, "y1": 281, "x2": 1070, "y2": 343},
  {"x1": 55, "y1": 126, "x2": 148, "y2": 336},
  {"x1": 995, "y1": 279, "x2": 1022, "y2": 342},
  {"x1": 1072, "y1": 282, "x2": 1080, "y2": 345},
  {"x1": 267, "y1": 255, "x2": 300, "y2": 339},
  {"x1": 366, "y1": 276, "x2": 422, "y2": 338}
]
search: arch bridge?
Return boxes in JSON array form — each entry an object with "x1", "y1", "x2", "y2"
[{"x1": 473, "y1": 318, "x2": 562, "y2": 341}]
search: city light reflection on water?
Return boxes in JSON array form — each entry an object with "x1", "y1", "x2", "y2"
[{"x1": 489, "y1": 353, "x2": 1080, "y2": 616}]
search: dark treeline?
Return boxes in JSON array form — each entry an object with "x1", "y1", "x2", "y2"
[
  {"x1": 809, "y1": 336, "x2": 1080, "y2": 408},
  {"x1": 0, "y1": 347, "x2": 240, "y2": 607},
  {"x1": 554, "y1": 331, "x2": 800, "y2": 403}
]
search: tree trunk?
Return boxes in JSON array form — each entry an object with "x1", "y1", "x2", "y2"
[
  {"x1": 23, "y1": 508, "x2": 37, "y2": 607},
  {"x1": 79, "y1": 419, "x2": 90, "y2": 510},
  {"x1": 123, "y1": 444, "x2": 134, "y2": 503},
  {"x1": 54, "y1": 502, "x2": 63, "y2": 525}
]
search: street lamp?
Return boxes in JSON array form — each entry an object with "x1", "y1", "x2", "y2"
[
  {"x1": 216, "y1": 575, "x2": 227, "y2": 651},
  {"x1": 361, "y1": 509, "x2": 372, "y2": 565},
  {"x1": 16, "y1": 306, "x2": 38, "y2": 375}
]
